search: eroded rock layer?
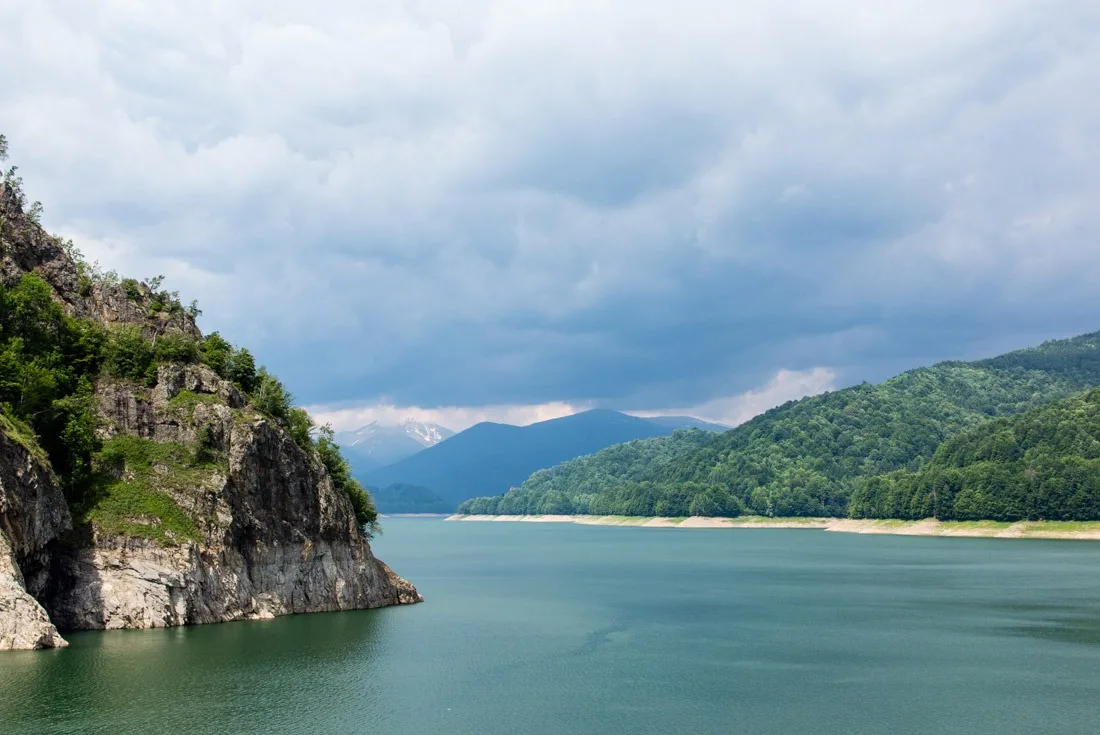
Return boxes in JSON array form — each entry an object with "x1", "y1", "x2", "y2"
[{"x1": 0, "y1": 180, "x2": 420, "y2": 650}]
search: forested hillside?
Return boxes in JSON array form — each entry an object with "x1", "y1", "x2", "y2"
[
  {"x1": 459, "y1": 332, "x2": 1100, "y2": 518},
  {"x1": 366, "y1": 409, "x2": 718, "y2": 508},
  {"x1": 849, "y1": 388, "x2": 1100, "y2": 521},
  {"x1": 459, "y1": 429, "x2": 715, "y2": 515}
]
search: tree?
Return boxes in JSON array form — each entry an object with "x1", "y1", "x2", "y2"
[
  {"x1": 227, "y1": 348, "x2": 258, "y2": 393},
  {"x1": 201, "y1": 332, "x2": 233, "y2": 377},
  {"x1": 286, "y1": 407, "x2": 314, "y2": 451},
  {"x1": 316, "y1": 425, "x2": 379, "y2": 534},
  {"x1": 251, "y1": 367, "x2": 291, "y2": 421}
]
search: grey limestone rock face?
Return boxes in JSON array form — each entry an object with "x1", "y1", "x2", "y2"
[
  {"x1": 1, "y1": 182, "x2": 200, "y2": 339},
  {"x1": 0, "y1": 184, "x2": 82, "y2": 310},
  {"x1": 0, "y1": 532, "x2": 66, "y2": 650},
  {"x1": 45, "y1": 364, "x2": 421, "y2": 632},
  {"x1": 0, "y1": 184, "x2": 421, "y2": 648},
  {"x1": 0, "y1": 431, "x2": 71, "y2": 649},
  {"x1": 50, "y1": 536, "x2": 421, "y2": 631}
]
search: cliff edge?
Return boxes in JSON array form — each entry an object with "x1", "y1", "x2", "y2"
[{"x1": 0, "y1": 163, "x2": 419, "y2": 650}]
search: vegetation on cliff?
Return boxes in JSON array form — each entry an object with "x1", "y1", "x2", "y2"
[
  {"x1": 0, "y1": 136, "x2": 377, "y2": 540},
  {"x1": 75, "y1": 436, "x2": 210, "y2": 545},
  {"x1": 459, "y1": 332, "x2": 1100, "y2": 519}
]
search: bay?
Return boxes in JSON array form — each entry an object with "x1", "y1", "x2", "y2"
[{"x1": 3, "y1": 519, "x2": 1100, "y2": 734}]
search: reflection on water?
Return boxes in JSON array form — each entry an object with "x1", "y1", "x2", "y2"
[
  {"x1": 1010, "y1": 613, "x2": 1100, "y2": 646},
  {"x1": 0, "y1": 609, "x2": 392, "y2": 735},
  {"x1": 3, "y1": 522, "x2": 1100, "y2": 735}
]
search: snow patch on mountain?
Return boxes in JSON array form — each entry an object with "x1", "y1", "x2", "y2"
[{"x1": 336, "y1": 419, "x2": 455, "y2": 476}]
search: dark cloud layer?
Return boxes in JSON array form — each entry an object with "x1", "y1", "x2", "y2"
[{"x1": 2, "y1": 0, "x2": 1099, "y2": 419}]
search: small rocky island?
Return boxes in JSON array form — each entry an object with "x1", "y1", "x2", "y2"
[{"x1": 0, "y1": 166, "x2": 419, "y2": 651}]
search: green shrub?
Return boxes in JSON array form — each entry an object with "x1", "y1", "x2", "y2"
[
  {"x1": 286, "y1": 407, "x2": 314, "y2": 452},
  {"x1": 252, "y1": 367, "x2": 291, "y2": 421},
  {"x1": 316, "y1": 425, "x2": 379, "y2": 534},
  {"x1": 103, "y1": 325, "x2": 155, "y2": 382},
  {"x1": 201, "y1": 332, "x2": 233, "y2": 377},
  {"x1": 153, "y1": 333, "x2": 199, "y2": 364},
  {"x1": 194, "y1": 423, "x2": 218, "y2": 464},
  {"x1": 121, "y1": 278, "x2": 142, "y2": 301},
  {"x1": 228, "y1": 348, "x2": 258, "y2": 393},
  {"x1": 346, "y1": 481, "x2": 380, "y2": 535}
]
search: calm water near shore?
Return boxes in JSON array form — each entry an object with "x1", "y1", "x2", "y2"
[{"x1": 4, "y1": 520, "x2": 1100, "y2": 734}]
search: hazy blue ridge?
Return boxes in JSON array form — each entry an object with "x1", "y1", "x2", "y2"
[
  {"x1": 371, "y1": 483, "x2": 453, "y2": 514},
  {"x1": 365, "y1": 409, "x2": 699, "y2": 507}
]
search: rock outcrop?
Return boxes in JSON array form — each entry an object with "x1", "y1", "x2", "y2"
[
  {"x1": 0, "y1": 533, "x2": 66, "y2": 650},
  {"x1": 45, "y1": 365, "x2": 421, "y2": 631},
  {"x1": 1, "y1": 182, "x2": 199, "y2": 339},
  {"x1": 0, "y1": 180, "x2": 420, "y2": 650},
  {"x1": 0, "y1": 431, "x2": 70, "y2": 649}
]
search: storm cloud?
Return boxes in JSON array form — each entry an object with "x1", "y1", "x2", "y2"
[{"x1": 2, "y1": 0, "x2": 1098, "y2": 423}]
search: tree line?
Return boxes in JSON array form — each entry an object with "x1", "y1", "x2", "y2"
[{"x1": 459, "y1": 332, "x2": 1100, "y2": 520}]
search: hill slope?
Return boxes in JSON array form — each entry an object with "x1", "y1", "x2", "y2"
[
  {"x1": 849, "y1": 387, "x2": 1100, "y2": 521},
  {"x1": 365, "y1": 409, "x2": 715, "y2": 508},
  {"x1": 459, "y1": 429, "x2": 718, "y2": 515},
  {"x1": 460, "y1": 331, "x2": 1100, "y2": 518}
]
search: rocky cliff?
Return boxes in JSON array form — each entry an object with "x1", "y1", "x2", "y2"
[
  {"x1": 0, "y1": 431, "x2": 70, "y2": 650},
  {"x1": 43, "y1": 364, "x2": 420, "y2": 632},
  {"x1": 0, "y1": 179, "x2": 420, "y2": 650}
]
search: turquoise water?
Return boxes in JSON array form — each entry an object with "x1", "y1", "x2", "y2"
[{"x1": 4, "y1": 520, "x2": 1100, "y2": 734}]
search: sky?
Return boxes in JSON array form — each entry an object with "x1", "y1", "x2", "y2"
[{"x1": 2, "y1": 1, "x2": 1099, "y2": 432}]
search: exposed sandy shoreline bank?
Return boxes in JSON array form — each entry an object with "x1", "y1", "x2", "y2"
[{"x1": 446, "y1": 515, "x2": 1100, "y2": 539}]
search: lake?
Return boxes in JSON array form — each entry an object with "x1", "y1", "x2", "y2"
[{"x1": 3, "y1": 519, "x2": 1100, "y2": 734}]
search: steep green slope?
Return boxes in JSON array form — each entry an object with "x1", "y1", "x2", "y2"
[
  {"x1": 366, "y1": 409, "x2": 707, "y2": 508},
  {"x1": 849, "y1": 388, "x2": 1100, "y2": 521},
  {"x1": 459, "y1": 429, "x2": 716, "y2": 515},
  {"x1": 460, "y1": 331, "x2": 1100, "y2": 518}
]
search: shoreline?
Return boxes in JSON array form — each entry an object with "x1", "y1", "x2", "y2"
[{"x1": 445, "y1": 514, "x2": 1100, "y2": 540}]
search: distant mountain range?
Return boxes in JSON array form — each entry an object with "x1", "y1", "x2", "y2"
[
  {"x1": 363, "y1": 409, "x2": 725, "y2": 510},
  {"x1": 337, "y1": 419, "x2": 454, "y2": 475},
  {"x1": 634, "y1": 415, "x2": 729, "y2": 432}
]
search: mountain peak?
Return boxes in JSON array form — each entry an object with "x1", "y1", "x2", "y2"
[
  {"x1": 365, "y1": 409, "x2": 714, "y2": 507},
  {"x1": 401, "y1": 419, "x2": 454, "y2": 448},
  {"x1": 336, "y1": 418, "x2": 455, "y2": 476}
]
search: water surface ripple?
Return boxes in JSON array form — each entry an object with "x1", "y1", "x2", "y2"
[{"x1": 4, "y1": 520, "x2": 1100, "y2": 734}]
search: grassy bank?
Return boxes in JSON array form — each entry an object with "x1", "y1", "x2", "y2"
[{"x1": 446, "y1": 514, "x2": 1100, "y2": 539}]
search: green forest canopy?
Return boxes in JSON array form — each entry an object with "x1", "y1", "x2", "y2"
[
  {"x1": 459, "y1": 331, "x2": 1100, "y2": 519},
  {"x1": 849, "y1": 387, "x2": 1100, "y2": 522},
  {"x1": 0, "y1": 270, "x2": 378, "y2": 534}
]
